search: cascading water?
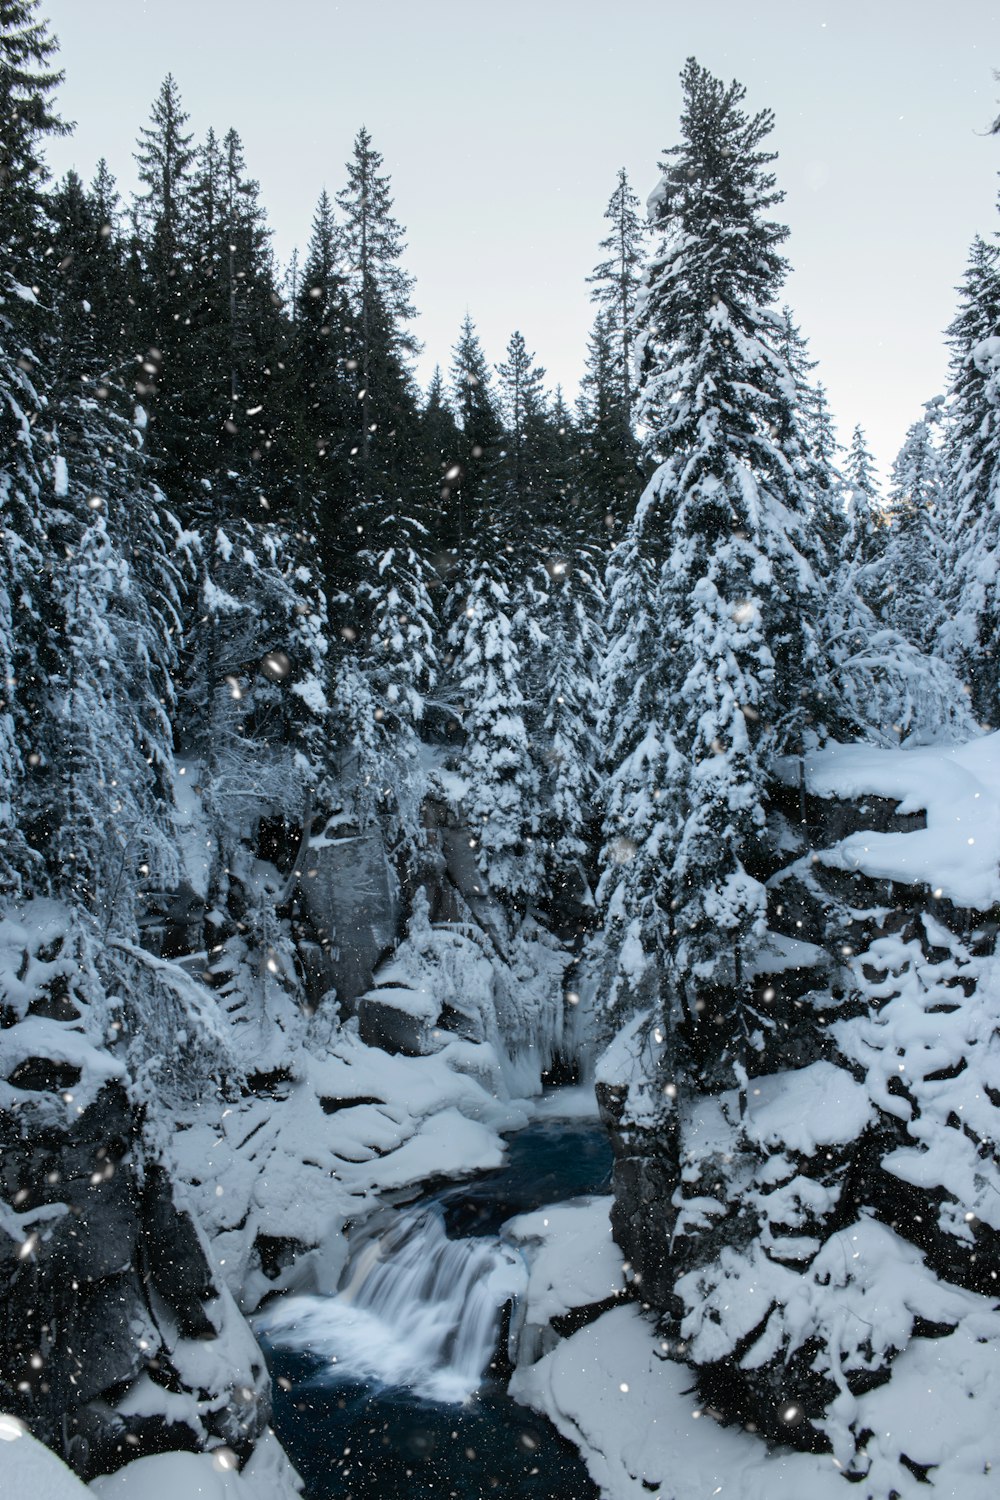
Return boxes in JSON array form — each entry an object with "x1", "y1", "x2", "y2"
[{"x1": 257, "y1": 1205, "x2": 527, "y2": 1403}]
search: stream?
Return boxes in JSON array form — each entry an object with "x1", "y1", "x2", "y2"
[{"x1": 257, "y1": 1110, "x2": 612, "y2": 1499}]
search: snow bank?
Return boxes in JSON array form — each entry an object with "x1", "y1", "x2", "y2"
[
  {"x1": 511, "y1": 1305, "x2": 848, "y2": 1500},
  {"x1": 788, "y1": 732, "x2": 1000, "y2": 908},
  {"x1": 90, "y1": 1428, "x2": 300, "y2": 1499},
  {"x1": 0, "y1": 1418, "x2": 91, "y2": 1499},
  {"x1": 506, "y1": 1196, "x2": 624, "y2": 1333},
  {"x1": 513, "y1": 1298, "x2": 1000, "y2": 1500}
]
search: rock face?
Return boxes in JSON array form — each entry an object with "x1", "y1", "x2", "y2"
[
  {"x1": 0, "y1": 1076, "x2": 270, "y2": 1481},
  {"x1": 0, "y1": 904, "x2": 271, "y2": 1483},
  {"x1": 597, "y1": 783, "x2": 1000, "y2": 1464},
  {"x1": 299, "y1": 826, "x2": 401, "y2": 1013}
]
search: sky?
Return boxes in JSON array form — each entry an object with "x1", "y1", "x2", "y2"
[{"x1": 38, "y1": 0, "x2": 1000, "y2": 482}]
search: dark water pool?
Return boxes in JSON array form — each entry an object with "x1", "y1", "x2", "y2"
[
  {"x1": 261, "y1": 1113, "x2": 612, "y2": 1500},
  {"x1": 436, "y1": 1114, "x2": 613, "y2": 1237}
]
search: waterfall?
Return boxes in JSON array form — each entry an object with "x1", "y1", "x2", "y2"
[{"x1": 257, "y1": 1206, "x2": 527, "y2": 1403}]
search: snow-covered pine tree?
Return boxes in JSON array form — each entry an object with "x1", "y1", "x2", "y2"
[
  {"x1": 445, "y1": 535, "x2": 544, "y2": 915},
  {"x1": 773, "y1": 306, "x2": 845, "y2": 563},
  {"x1": 823, "y1": 412, "x2": 971, "y2": 745},
  {"x1": 601, "y1": 58, "x2": 823, "y2": 1083},
  {"x1": 841, "y1": 422, "x2": 882, "y2": 561},
  {"x1": 0, "y1": 0, "x2": 70, "y2": 892},
  {"x1": 533, "y1": 535, "x2": 604, "y2": 933},
  {"x1": 351, "y1": 493, "x2": 439, "y2": 872},
  {"x1": 938, "y1": 232, "x2": 1000, "y2": 716},
  {"x1": 872, "y1": 414, "x2": 949, "y2": 655}
]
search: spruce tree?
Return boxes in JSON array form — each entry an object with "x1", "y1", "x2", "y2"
[
  {"x1": 495, "y1": 329, "x2": 550, "y2": 527},
  {"x1": 445, "y1": 539, "x2": 544, "y2": 915},
  {"x1": 447, "y1": 313, "x2": 503, "y2": 548},
  {"x1": 576, "y1": 310, "x2": 639, "y2": 534},
  {"x1": 533, "y1": 541, "x2": 604, "y2": 930},
  {"x1": 418, "y1": 364, "x2": 461, "y2": 531},
  {"x1": 601, "y1": 58, "x2": 823, "y2": 1082},
  {"x1": 939, "y1": 232, "x2": 1000, "y2": 710},
  {"x1": 874, "y1": 415, "x2": 948, "y2": 654},
  {"x1": 587, "y1": 167, "x2": 644, "y2": 418},
  {"x1": 289, "y1": 189, "x2": 356, "y2": 564},
  {"x1": 0, "y1": 0, "x2": 69, "y2": 891},
  {"x1": 336, "y1": 127, "x2": 419, "y2": 498},
  {"x1": 129, "y1": 75, "x2": 196, "y2": 485},
  {"x1": 0, "y1": 0, "x2": 68, "y2": 273},
  {"x1": 132, "y1": 74, "x2": 194, "y2": 331},
  {"x1": 153, "y1": 124, "x2": 283, "y2": 499},
  {"x1": 843, "y1": 423, "x2": 881, "y2": 517}
]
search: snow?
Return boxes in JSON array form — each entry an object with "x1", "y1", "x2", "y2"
[
  {"x1": 0, "y1": 1420, "x2": 91, "y2": 1499},
  {"x1": 506, "y1": 1196, "x2": 624, "y2": 1331},
  {"x1": 749, "y1": 929, "x2": 828, "y2": 975},
  {"x1": 163, "y1": 1027, "x2": 531, "y2": 1310},
  {"x1": 0, "y1": 1013, "x2": 126, "y2": 1114},
  {"x1": 511, "y1": 1305, "x2": 849, "y2": 1500},
  {"x1": 785, "y1": 732, "x2": 1000, "y2": 908},
  {"x1": 514, "y1": 1296, "x2": 1000, "y2": 1500},
  {"x1": 744, "y1": 1060, "x2": 873, "y2": 1155},
  {"x1": 90, "y1": 1432, "x2": 301, "y2": 1499},
  {"x1": 529, "y1": 1083, "x2": 600, "y2": 1120},
  {"x1": 171, "y1": 759, "x2": 215, "y2": 899}
]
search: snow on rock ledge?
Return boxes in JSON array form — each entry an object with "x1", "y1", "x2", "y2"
[
  {"x1": 782, "y1": 732, "x2": 1000, "y2": 908},
  {"x1": 510, "y1": 1305, "x2": 847, "y2": 1500}
]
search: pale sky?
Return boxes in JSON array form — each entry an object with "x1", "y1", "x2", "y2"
[{"x1": 39, "y1": 0, "x2": 1000, "y2": 482}]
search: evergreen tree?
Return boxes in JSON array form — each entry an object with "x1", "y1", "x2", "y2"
[
  {"x1": 336, "y1": 127, "x2": 419, "y2": 497},
  {"x1": 533, "y1": 541, "x2": 604, "y2": 929},
  {"x1": 352, "y1": 496, "x2": 439, "y2": 872},
  {"x1": 132, "y1": 74, "x2": 194, "y2": 332},
  {"x1": 289, "y1": 189, "x2": 356, "y2": 562},
  {"x1": 843, "y1": 423, "x2": 881, "y2": 517},
  {"x1": 129, "y1": 75, "x2": 196, "y2": 483},
  {"x1": 576, "y1": 309, "x2": 639, "y2": 534},
  {"x1": 837, "y1": 423, "x2": 882, "y2": 601},
  {"x1": 32, "y1": 467, "x2": 181, "y2": 929},
  {"x1": 495, "y1": 328, "x2": 550, "y2": 526},
  {"x1": 156, "y1": 124, "x2": 283, "y2": 496},
  {"x1": 445, "y1": 541, "x2": 544, "y2": 914},
  {"x1": 418, "y1": 364, "x2": 461, "y2": 530},
  {"x1": 447, "y1": 313, "x2": 503, "y2": 548},
  {"x1": 939, "y1": 233, "x2": 1000, "y2": 710},
  {"x1": 773, "y1": 306, "x2": 845, "y2": 558},
  {"x1": 48, "y1": 166, "x2": 128, "y2": 387},
  {"x1": 0, "y1": 0, "x2": 70, "y2": 892},
  {"x1": 587, "y1": 167, "x2": 644, "y2": 418},
  {"x1": 602, "y1": 58, "x2": 823, "y2": 1082},
  {"x1": 873, "y1": 415, "x2": 948, "y2": 653},
  {"x1": 0, "y1": 0, "x2": 68, "y2": 273}
]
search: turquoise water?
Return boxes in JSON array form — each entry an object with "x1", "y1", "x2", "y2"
[{"x1": 261, "y1": 1114, "x2": 612, "y2": 1500}]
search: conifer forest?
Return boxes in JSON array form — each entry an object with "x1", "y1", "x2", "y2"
[{"x1": 3, "y1": 4, "x2": 1000, "y2": 1497}]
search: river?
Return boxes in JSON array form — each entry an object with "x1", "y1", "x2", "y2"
[{"x1": 257, "y1": 1109, "x2": 612, "y2": 1499}]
